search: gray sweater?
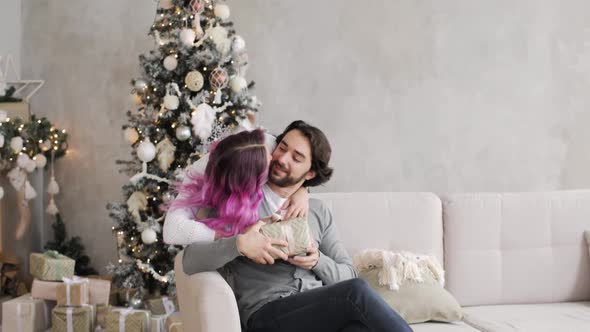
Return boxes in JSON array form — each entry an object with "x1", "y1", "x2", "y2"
[{"x1": 182, "y1": 197, "x2": 357, "y2": 329}]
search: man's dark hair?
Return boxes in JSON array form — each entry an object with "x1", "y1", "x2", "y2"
[{"x1": 276, "y1": 120, "x2": 334, "y2": 187}]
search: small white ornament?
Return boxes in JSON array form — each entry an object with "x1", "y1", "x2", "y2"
[
  {"x1": 232, "y1": 36, "x2": 246, "y2": 53},
  {"x1": 46, "y1": 197, "x2": 59, "y2": 216},
  {"x1": 157, "y1": 137, "x2": 176, "y2": 172},
  {"x1": 175, "y1": 125, "x2": 191, "y2": 141},
  {"x1": 164, "y1": 95, "x2": 179, "y2": 110},
  {"x1": 47, "y1": 176, "x2": 60, "y2": 195},
  {"x1": 34, "y1": 154, "x2": 47, "y2": 168},
  {"x1": 163, "y1": 55, "x2": 178, "y2": 71},
  {"x1": 180, "y1": 28, "x2": 196, "y2": 46},
  {"x1": 230, "y1": 76, "x2": 247, "y2": 93},
  {"x1": 191, "y1": 103, "x2": 216, "y2": 141},
  {"x1": 0, "y1": 110, "x2": 6, "y2": 122},
  {"x1": 159, "y1": 0, "x2": 174, "y2": 9},
  {"x1": 208, "y1": 26, "x2": 231, "y2": 55},
  {"x1": 124, "y1": 127, "x2": 140, "y2": 144},
  {"x1": 24, "y1": 180, "x2": 37, "y2": 200},
  {"x1": 141, "y1": 228, "x2": 157, "y2": 244},
  {"x1": 7, "y1": 167, "x2": 25, "y2": 190},
  {"x1": 134, "y1": 79, "x2": 147, "y2": 89},
  {"x1": 185, "y1": 71, "x2": 204, "y2": 92},
  {"x1": 10, "y1": 136, "x2": 23, "y2": 153},
  {"x1": 25, "y1": 159, "x2": 37, "y2": 173},
  {"x1": 214, "y1": 4, "x2": 230, "y2": 20},
  {"x1": 0, "y1": 186, "x2": 4, "y2": 200},
  {"x1": 17, "y1": 154, "x2": 31, "y2": 169},
  {"x1": 0, "y1": 134, "x2": 4, "y2": 148},
  {"x1": 137, "y1": 139, "x2": 157, "y2": 163}
]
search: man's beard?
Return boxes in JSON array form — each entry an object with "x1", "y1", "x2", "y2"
[{"x1": 269, "y1": 160, "x2": 307, "y2": 188}]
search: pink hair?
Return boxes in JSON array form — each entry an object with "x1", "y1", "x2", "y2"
[{"x1": 171, "y1": 129, "x2": 268, "y2": 237}]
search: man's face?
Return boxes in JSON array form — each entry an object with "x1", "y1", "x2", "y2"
[{"x1": 269, "y1": 129, "x2": 316, "y2": 188}]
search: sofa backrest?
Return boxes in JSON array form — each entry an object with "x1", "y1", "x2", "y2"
[
  {"x1": 442, "y1": 190, "x2": 590, "y2": 306},
  {"x1": 311, "y1": 192, "x2": 444, "y2": 265}
]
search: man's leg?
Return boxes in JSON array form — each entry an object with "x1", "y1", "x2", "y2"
[{"x1": 247, "y1": 278, "x2": 413, "y2": 332}]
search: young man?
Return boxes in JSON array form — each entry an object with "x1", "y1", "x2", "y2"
[{"x1": 182, "y1": 121, "x2": 413, "y2": 332}]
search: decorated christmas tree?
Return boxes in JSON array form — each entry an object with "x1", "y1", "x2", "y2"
[{"x1": 106, "y1": 0, "x2": 260, "y2": 298}]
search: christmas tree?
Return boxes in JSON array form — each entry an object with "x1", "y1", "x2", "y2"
[{"x1": 106, "y1": 0, "x2": 260, "y2": 298}]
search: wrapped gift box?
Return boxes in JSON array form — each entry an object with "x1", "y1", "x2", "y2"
[
  {"x1": 146, "y1": 296, "x2": 176, "y2": 316},
  {"x1": 56, "y1": 277, "x2": 89, "y2": 306},
  {"x1": 2, "y1": 293, "x2": 54, "y2": 332},
  {"x1": 31, "y1": 279, "x2": 61, "y2": 301},
  {"x1": 87, "y1": 277, "x2": 111, "y2": 305},
  {"x1": 106, "y1": 307, "x2": 151, "y2": 332},
  {"x1": 30, "y1": 251, "x2": 75, "y2": 281},
  {"x1": 51, "y1": 304, "x2": 95, "y2": 332},
  {"x1": 165, "y1": 312, "x2": 183, "y2": 332}
]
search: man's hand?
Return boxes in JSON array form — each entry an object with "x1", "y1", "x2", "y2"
[
  {"x1": 288, "y1": 246, "x2": 319, "y2": 270},
  {"x1": 236, "y1": 221, "x2": 289, "y2": 264}
]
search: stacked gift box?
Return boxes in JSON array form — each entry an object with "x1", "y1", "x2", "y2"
[{"x1": 2, "y1": 250, "x2": 185, "y2": 331}]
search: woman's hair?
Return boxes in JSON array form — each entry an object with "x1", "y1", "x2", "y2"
[{"x1": 171, "y1": 129, "x2": 268, "y2": 237}]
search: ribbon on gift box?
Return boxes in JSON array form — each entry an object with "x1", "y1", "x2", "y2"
[
  {"x1": 113, "y1": 307, "x2": 150, "y2": 332},
  {"x1": 16, "y1": 303, "x2": 22, "y2": 332},
  {"x1": 66, "y1": 307, "x2": 74, "y2": 332},
  {"x1": 62, "y1": 276, "x2": 89, "y2": 306},
  {"x1": 162, "y1": 297, "x2": 175, "y2": 316}
]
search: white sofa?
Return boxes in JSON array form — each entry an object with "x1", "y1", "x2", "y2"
[{"x1": 174, "y1": 190, "x2": 590, "y2": 332}]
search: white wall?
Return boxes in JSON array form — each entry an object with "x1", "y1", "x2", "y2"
[{"x1": 17, "y1": 0, "x2": 590, "y2": 272}]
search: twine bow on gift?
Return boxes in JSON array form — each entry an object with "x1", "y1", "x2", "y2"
[
  {"x1": 62, "y1": 276, "x2": 89, "y2": 306},
  {"x1": 114, "y1": 307, "x2": 150, "y2": 332},
  {"x1": 44, "y1": 250, "x2": 61, "y2": 258}
]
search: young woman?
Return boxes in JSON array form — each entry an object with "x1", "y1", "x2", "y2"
[{"x1": 163, "y1": 129, "x2": 308, "y2": 245}]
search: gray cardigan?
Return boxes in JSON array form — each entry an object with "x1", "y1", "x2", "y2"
[{"x1": 182, "y1": 197, "x2": 357, "y2": 329}]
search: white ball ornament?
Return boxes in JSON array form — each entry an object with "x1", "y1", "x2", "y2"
[
  {"x1": 40, "y1": 140, "x2": 52, "y2": 152},
  {"x1": 230, "y1": 76, "x2": 247, "y2": 92},
  {"x1": 163, "y1": 95, "x2": 179, "y2": 110},
  {"x1": 25, "y1": 159, "x2": 37, "y2": 173},
  {"x1": 180, "y1": 28, "x2": 196, "y2": 46},
  {"x1": 34, "y1": 154, "x2": 47, "y2": 169},
  {"x1": 185, "y1": 71, "x2": 204, "y2": 91},
  {"x1": 0, "y1": 134, "x2": 4, "y2": 148},
  {"x1": 175, "y1": 126, "x2": 191, "y2": 141},
  {"x1": 141, "y1": 228, "x2": 157, "y2": 244},
  {"x1": 214, "y1": 4, "x2": 230, "y2": 20},
  {"x1": 163, "y1": 55, "x2": 178, "y2": 71},
  {"x1": 232, "y1": 36, "x2": 246, "y2": 53},
  {"x1": 124, "y1": 127, "x2": 140, "y2": 144},
  {"x1": 137, "y1": 140, "x2": 157, "y2": 163},
  {"x1": 0, "y1": 186, "x2": 4, "y2": 200},
  {"x1": 17, "y1": 154, "x2": 31, "y2": 169},
  {"x1": 10, "y1": 137, "x2": 23, "y2": 153}
]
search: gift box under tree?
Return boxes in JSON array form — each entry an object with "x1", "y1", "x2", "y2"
[{"x1": 30, "y1": 251, "x2": 75, "y2": 281}]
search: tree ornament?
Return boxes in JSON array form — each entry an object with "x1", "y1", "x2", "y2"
[
  {"x1": 10, "y1": 136, "x2": 23, "y2": 153},
  {"x1": 40, "y1": 140, "x2": 52, "y2": 152},
  {"x1": 156, "y1": 137, "x2": 176, "y2": 172},
  {"x1": 0, "y1": 110, "x2": 7, "y2": 122},
  {"x1": 141, "y1": 228, "x2": 157, "y2": 244},
  {"x1": 232, "y1": 35, "x2": 246, "y2": 53},
  {"x1": 34, "y1": 154, "x2": 47, "y2": 169},
  {"x1": 17, "y1": 154, "x2": 31, "y2": 169},
  {"x1": 0, "y1": 186, "x2": 3, "y2": 200},
  {"x1": 163, "y1": 55, "x2": 178, "y2": 71},
  {"x1": 209, "y1": 67, "x2": 228, "y2": 104},
  {"x1": 185, "y1": 71, "x2": 204, "y2": 92},
  {"x1": 0, "y1": 134, "x2": 4, "y2": 148},
  {"x1": 137, "y1": 139, "x2": 157, "y2": 163},
  {"x1": 214, "y1": 4, "x2": 230, "y2": 20},
  {"x1": 175, "y1": 125, "x2": 191, "y2": 141},
  {"x1": 163, "y1": 95, "x2": 179, "y2": 110},
  {"x1": 191, "y1": 103, "x2": 216, "y2": 141},
  {"x1": 134, "y1": 79, "x2": 148, "y2": 90},
  {"x1": 124, "y1": 127, "x2": 140, "y2": 144},
  {"x1": 230, "y1": 76, "x2": 247, "y2": 93},
  {"x1": 47, "y1": 176, "x2": 60, "y2": 195},
  {"x1": 127, "y1": 191, "x2": 148, "y2": 223},
  {"x1": 208, "y1": 26, "x2": 231, "y2": 55},
  {"x1": 46, "y1": 197, "x2": 59, "y2": 216},
  {"x1": 180, "y1": 28, "x2": 196, "y2": 46}
]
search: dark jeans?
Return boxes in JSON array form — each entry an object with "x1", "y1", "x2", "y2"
[{"x1": 247, "y1": 278, "x2": 414, "y2": 332}]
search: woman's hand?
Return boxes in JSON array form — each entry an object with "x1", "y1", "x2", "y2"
[{"x1": 282, "y1": 187, "x2": 309, "y2": 219}]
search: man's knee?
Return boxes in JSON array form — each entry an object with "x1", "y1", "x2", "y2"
[{"x1": 344, "y1": 278, "x2": 370, "y2": 296}]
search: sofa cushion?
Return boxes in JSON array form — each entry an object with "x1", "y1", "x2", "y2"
[
  {"x1": 311, "y1": 192, "x2": 444, "y2": 263},
  {"x1": 412, "y1": 321, "x2": 480, "y2": 332},
  {"x1": 463, "y1": 302, "x2": 590, "y2": 332},
  {"x1": 443, "y1": 190, "x2": 590, "y2": 306}
]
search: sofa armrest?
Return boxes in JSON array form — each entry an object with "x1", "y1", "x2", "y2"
[{"x1": 174, "y1": 251, "x2": 241, "y2": 332}]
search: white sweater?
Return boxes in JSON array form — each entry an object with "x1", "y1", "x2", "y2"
[{"x1": 163, "y1": 133, "x2": 279, "y2": 245}]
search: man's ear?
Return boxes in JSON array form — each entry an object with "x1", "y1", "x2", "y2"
[{"x1": 304, "y1": 170, "x2": 316, "y2": 181}]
